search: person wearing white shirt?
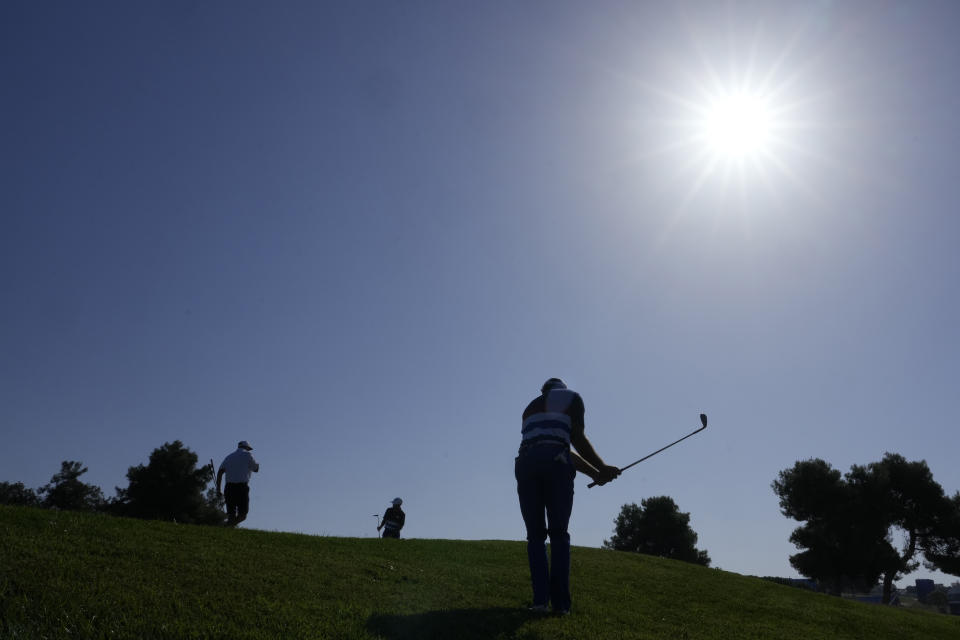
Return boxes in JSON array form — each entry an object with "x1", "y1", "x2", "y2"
[{"x1": 216, "y1": 440, "x2": 260, "y2": 526}]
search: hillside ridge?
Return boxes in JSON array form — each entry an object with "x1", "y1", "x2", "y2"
[{"x1": 2, "y1": 506, "x2": 958, "y2": 639}]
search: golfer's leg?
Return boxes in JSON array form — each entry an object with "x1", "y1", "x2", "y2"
[
  {"x1": 545, "y1": 459, "x2": 575, "y2": 612},
  {"x1": 224, "y1": 484, "x2": 238, "y2": 525},
  {"x1": 516, "y1": 455, "x2": 549, "y2": 606},
  {"x1": 235, "y1": 484, "x2": 250, "y2": 525}
]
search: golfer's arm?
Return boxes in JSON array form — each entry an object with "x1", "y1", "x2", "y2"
[
  {"x1": 571, "y1": 427, "x2": 609, "y2": 471},
  {"x1": 216, "y1": 469, "x2": 224, "y2": 493},
  {"x1": 569, "y1": 450, "x2": 600, "y2": 479}
]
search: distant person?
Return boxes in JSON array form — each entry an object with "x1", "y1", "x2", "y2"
[
  {"x1": 377, "y1": 498, "x2": 405, "y2": 539},
  {"x1": 216, "y1": 440, "x2": 260, "y2": 526},
  {"x1": 516, "y1": 378, "x2": 620, "y2": 615}
]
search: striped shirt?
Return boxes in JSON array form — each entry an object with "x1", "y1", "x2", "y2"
[{"x1": 520, "y1": 387, "x2": 584, "y2": 447}]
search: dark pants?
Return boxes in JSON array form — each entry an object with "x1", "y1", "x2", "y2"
[
  {"x1": 515, "y1": 444, "x2": 575, "y2": 611},
  {"x1": 224, "y1": 482, "x2": 250, "y2": 522},
  {"x1": 382, "y1": 528, "x2": 400, "y2": 539}
]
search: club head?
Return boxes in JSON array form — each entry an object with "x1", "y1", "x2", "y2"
[{"x1": 700, "y1": 413, "x2": 708, "y2": 428}]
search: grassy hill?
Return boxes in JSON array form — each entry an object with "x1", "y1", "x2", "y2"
[{"x1": 2, "y1": 505, "x2": 958, "y2": 639}]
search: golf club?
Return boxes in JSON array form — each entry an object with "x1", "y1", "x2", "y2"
[
  {"x1": 588, "y1": 413, "x2": 708, "y2": 488},
  {"x1": 373, "y1": 514, "x2": 380, "y2": 531}
]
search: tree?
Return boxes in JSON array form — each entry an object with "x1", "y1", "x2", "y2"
[
  {"x1": 923, "y1": 492, "x2": 960, "y2": 577},
  {"x1": 0, "y1": 481, "x2": 40, "y2": 507},
  {"x1": 773, "y1": 454, "x2": 957, "y2": 602},
  {"x1": 603, "y1": 497, "x2": 711, "y2": 566},
  {"x1": 772, "y1": 458, "x2": 894, "y2": 595},
  {"x1": 39, "y1": 461, "x2": 106, "y2": 512},
  {"x1": 114, "y1": 441, "x2": 224, "y2": 525},
  {"x1": 848, "y1": 453, "x2": 950, "y2": 603}
]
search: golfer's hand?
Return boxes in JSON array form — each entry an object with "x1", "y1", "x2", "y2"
[{"x1": 595, "y1": 465, "x2": 621, "y2": 486}]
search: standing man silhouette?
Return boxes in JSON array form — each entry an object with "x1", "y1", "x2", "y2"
[
  {"x1": 377, "y1": 497, "x2": 405, "y2": 539},
  {"x1": 516, "y1": 378, "x2": 620, "y2": 614},
  {"x1": 216, "y1": 440, "x2": 260, "y2": 526}
]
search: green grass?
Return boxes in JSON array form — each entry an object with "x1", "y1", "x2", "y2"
[{"x1": 2, "y1": 505, "x2": 958, "y2": 639}]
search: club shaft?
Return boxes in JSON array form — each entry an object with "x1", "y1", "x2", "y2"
[
  {"x1": 619, "y1": 425, "x2": 706, "y2": 472},
  {"x1": 587, "y1": 421, "x2": 707, "y2": 488}
]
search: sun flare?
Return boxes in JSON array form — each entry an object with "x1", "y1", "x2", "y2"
[
  {"x1": 616, "y1": 18, "x2": 827, "y2": 215},
  {"x1": 701, "y1": 92, "x2": 775, "y2": 158}
]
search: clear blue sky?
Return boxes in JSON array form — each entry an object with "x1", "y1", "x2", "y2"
[{"x1": 3, "y1": 1, "x2": 958, "y2": 586}]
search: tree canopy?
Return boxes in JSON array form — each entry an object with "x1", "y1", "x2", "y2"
[
  {"x1": 114, "y1": 441, "x2": 223, "y2": 525},
  {"x1": 0, "y1": 481, "x2": 40, "y2": 507},
  {"x1": 603, "y1": 496, "x2": 711, "y2": 566},
  {"x1": 773, "y1": 453, "x2": 960, "y2": 602},
  {"x1": 923, "y1": 492, "x2": 960, "y2": 577},
  {"x1": 772, "y1": 458, "x2": 890, "y2": 595},
  {"x1": 39, "y1": 461, "x2": 106, "y2": 512}
]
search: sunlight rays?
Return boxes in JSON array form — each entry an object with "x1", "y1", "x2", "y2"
[{"x1": 619, "y1": 16, "x2": 829, "y2": 215}]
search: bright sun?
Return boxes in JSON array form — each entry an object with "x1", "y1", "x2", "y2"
[
  {"x1": 619, "y1": 18, "x2": 825, "y2": 216},
  {"x1": 700, "y1": 92, "x2": 775, "y2": 158}
]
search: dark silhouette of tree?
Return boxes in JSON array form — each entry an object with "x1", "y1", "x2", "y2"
[
  {"x1": 773, "y1": 453, "x2": 957, "y2": 602},
  {"x1": 772, "y1": 458, "x2": 890, "y2": 595},
  {"x1": 0, "y1": 481, "x2": 40, "y2": 507},
  {"x1": 849, "y1": 453, "x2": 951, "y2": 603},
  {"x1": 602, "y1": 497, "x2": 711, "y2": 566},
  {"x1": 114, "y1": 441, "x2": 224, "y2": 525},
  {"x1": 923, "y1": 492, "x2": 960, "y2": 578},
  {"x1": 39, "y1": 461, "x2": 105, "y2": 512}
]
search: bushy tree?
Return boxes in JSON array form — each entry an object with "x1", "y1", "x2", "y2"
[
  {"x1": 773, "y1": 453, "x2": 958, "y2": 602},
  {"x1": 39, "y1": 461, "x2": 106, "y2": 512},
  {"x1": 114, "y1": 441, "x2": 224, "y2": 525},
  {"x1": 603, "y1": 497, "x2": 711, "y2": 566},
  {"x1": 773, "y1": 458, "x2": 891, "y2": 595},
  {"x1": 0, "y1": 481, "x2": 40, "y2": 507},
  {"x1": 924, "y1": 492, "x2": 960, "y2": 577},
  {"x1": 849, "y1": 453, "x2": 951, "y2": 602}
]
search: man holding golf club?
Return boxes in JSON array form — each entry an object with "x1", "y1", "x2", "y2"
[
  {"x1": 377, "y1": 497, "x2": 405, "y2": 539},
  {"x1": 216, "y1": 440, "x2": 260, "y2": 527},
  {"x1": 516, "y1": 378, "x2": 620, "y2": 615}
]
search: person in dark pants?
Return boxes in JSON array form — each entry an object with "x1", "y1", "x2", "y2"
[
  {"x1": 378, "y1": 498, "x2": 405, "y2": 538},
  {"x1": 516, "y1": 378, "x2": 620, "y2": 614},
  {"x1": 216, "y1": 440, "x2": 260, "y2": 526}
]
